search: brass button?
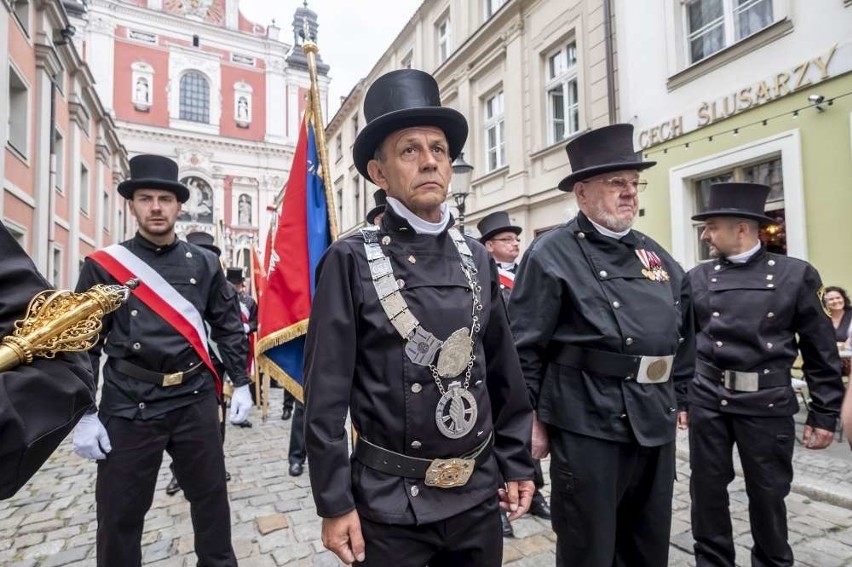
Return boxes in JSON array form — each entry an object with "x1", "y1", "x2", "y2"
[
  {"x1": 678, "y1": 337, "x2": 685, "y2": 343},
  {"x1": 190, "y1": 278, "x2": 197, "y2": 285},
  {"x1": 625, "y1": 337, "x2": 634, "y2": 346},
  {"x1": 766, "y1": 342, "x2": 773, "y2": 349},
  {"x1": 715, "y1": 341, "x2": 723, "y2": 347},
  {"x1": 411, "y1": 440, "x2": 421, "y2": 449},
  {"x1": 619, "y1": 413, "x2": 627, "y2": 419},
  {"x1": 767, "y1": 312, "x2": 775, "y2": 318},
  {"x1": 599, "y1": 270, "x2": 608, "y2": 278},
  {"x1": 711, "y1": 278, "x2": 718, "y2": 283},
  {"x1": 396, "y1": 278, "x2": 405, "y2": 288},
  {"x1": 411, "y1": 383, "x2": 422, "y2": 393},
  {"x1": 186, "y1": 252, "x2": 193, "y2": 258},
  {"x1": 768, "y1": 259, "x2": 776, "y2": 266},
  {"x1": 612, "y1": 301, "x2": 621, "y2": 309},
  {"x1": 408, "y1": 255, "x2": 416, "y2": 264},
  {"x1": 714, "y1": 265, "x2": 721, "y2": 271},
  {"x1": 712, "y1": 311, "x2": 720, "y2": 318},
  {"x1": 131, "y1": 309, "x2": 138, "y2": 317},
  {"x1": 133, "y1": 342, "x2": 141, "y2": 350},
  {"x1": 720, "y1": 400, "x2": 728, "y2": 406},
  {"x1": 767, "y1": 283, "x2": 774, "y2": 288},
  {"x1": 766, "y1": 274, "x2": 774, "y2": 281},
  {"x1": 138, "y1": 402, "x2": 146, "y2": 409},
  {"x1": 577, "y1": 232, "x2": 586, "y2": 239},
  {"x1": 410, "y1": 485, "x2": 419, "y2": 497}
]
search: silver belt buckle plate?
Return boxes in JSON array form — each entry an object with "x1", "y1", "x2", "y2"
[
  {"x1": 723, "y1": 370, "x2": 759, "y2": 392},
  {"x1": 424, "y1": 457, "x2": 475, "y2": 488},
  {"x1": 636, "y1": 355, "x2": 674, "y2": 384}
]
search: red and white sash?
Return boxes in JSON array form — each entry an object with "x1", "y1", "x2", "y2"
[
  {"x1": 498, "y1": 266, "x2": 515, "y2": 290},
  {"x1": 89, "y1": 244, "x2": 222, "y2": 394}
]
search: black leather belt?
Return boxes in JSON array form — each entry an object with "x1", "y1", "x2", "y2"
[
  {"x1": 696, "y1": 359, "x2": 790, "y2": 392},
  {"x1": 554, "y1": 345, "x2": 643, "y2": 377},
  {"x1": 111, "y1": 358, "x2": 205, "y2": 387},
  {"x1": 354, "y1": 433, "x2": 493, "y2": 488}
]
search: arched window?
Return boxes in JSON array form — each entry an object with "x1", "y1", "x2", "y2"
[{"x1": 179, "y1": 71, "x2": 210, "y2": 123}]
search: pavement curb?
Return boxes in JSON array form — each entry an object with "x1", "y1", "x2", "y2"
[{"x1": 675, "y1": 444, "x2": 852, "y2": 509}]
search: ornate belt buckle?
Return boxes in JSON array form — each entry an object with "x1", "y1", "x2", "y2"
[
  {"x1": 162, "y1": 371, "x2": 184, "y2": 387},
  {"x1": 724, "y1": 370, "x2": 759, "y2": 392},
  {"x1": 636, "y1": 355, "x2": 674, "y2": 384},
  {"x1": 424, "y1": 457, "x2": 475, "y2": 488}
]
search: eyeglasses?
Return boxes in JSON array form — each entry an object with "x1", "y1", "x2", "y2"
[
  {"x1": 491, "y1": 237, "x2": 520, "y2": 243},
  {"x1": 584, "y1": 176, "x2": 648, "y2": 193}
]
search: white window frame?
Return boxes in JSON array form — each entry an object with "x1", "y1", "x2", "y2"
[
  {"x1": 485, "y1": 0, "x2": 506, "y2": 19},
  {"x1": 54, "y1": 128, "x2": 64, "y2": 193},
  {"x1": 80, "y1": 163, "x2": 90, "y2": 216},
  {"x1": 437, "y1": 15, "x2": 452, "y2": 63},
  {"x1": 669, "y1": 128, "x2": 805, "y2": 269},
  {"x1": 545, "y1": 41, "x2": 580, "y2": 145},
  {"x1": 484, "y1": 90, "x2": 506, "y2": 172},
  {"x1": 103, "y1": 190, "x2": 111, "y2": 233},
  {"x1": 8, "y1": 65, "x2": 30, "y2": 159},
  {"x1": 682, "y1": 0, "x2": 776, "y2": 65}
]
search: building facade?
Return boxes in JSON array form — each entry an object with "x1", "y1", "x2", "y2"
[
  {"x1": 2, "y1": 0, "x2": 128, "y2": 288},
  {"x1": 616, "y1": 0, "x2": 852, "y2": 286},
  {"x1": 70, "y1": 0, "x2": 329, "y2": 271},
  {"x1": 326, "y1": 0, "x2": 616, "y2": 242}
]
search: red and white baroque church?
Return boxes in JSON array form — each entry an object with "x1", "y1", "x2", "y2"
[{"x1": 68, "y1": 0, "x2": 329, "y2": 267}]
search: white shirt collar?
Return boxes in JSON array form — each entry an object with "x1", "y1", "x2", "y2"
[
  {"x1": 726, "y1": 241, "x2": 762, "y2": 264},
  {"x1": 386, "y1": 196, "x2": 451, "y2": 235},
  {"x1": 497, "y1": 261, "x2": 517, "y2": 271},
  {"x1": 587, "y1": 217, "x2": 632, "y2": 239}
]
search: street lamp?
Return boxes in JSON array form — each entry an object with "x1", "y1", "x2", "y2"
[{"x1": 451, "y1": 152, "x2": 474, "y2": 231}]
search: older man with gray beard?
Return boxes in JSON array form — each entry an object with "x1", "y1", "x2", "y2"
[{"x1": 508, "y1": 124, "x2": 696, "y2": 567}]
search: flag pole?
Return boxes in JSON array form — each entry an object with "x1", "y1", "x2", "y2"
[
  {"x1": 302, "y1": 36, "x2": 339, "y2": 241},
  {"x1": 249, "y1": 244, "x2": 261, "y2": 409}
]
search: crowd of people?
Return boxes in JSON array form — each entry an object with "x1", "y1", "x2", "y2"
[{"x1": 2, "y1": 67, "x2": 851, "y2": 567}]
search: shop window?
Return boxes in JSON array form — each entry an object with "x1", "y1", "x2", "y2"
[
  {"x1": 545, "y1": 41, "x2": 579, "y2": 144},
  {"x1": 685, "y1": 0, "x2": 774, "y2": 64},
  {"x1": 180, "y1": 71, "x2": 210, "y2": 123},
  {"x1": 692, "y1": 156, "x2": 785, "y2": 262}
]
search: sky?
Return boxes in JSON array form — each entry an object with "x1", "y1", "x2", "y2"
[{"x1": 239, "y1": 0, "x2": 423, "y2": 118}]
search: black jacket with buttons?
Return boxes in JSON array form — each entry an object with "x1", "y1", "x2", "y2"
[
  {"x1": 76, "y1": 233, "x2": 250, "y2": 419},
  {"x1": 508, "y1": 212, "x2": 696, "y2": 447},
  {"x1": 687, "y1": 247, "x2": 843, "y2": 430},
  {"x1": 303, "y1": 208, "x2": 534, "y2": 525}
]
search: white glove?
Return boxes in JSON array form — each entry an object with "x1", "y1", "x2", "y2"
[
  {"x1": 229, "y1": 384, "x2": 252, "y2": 424},
  {"x1": 73, "y1": 413, "x2": 112, "y2": 460}
]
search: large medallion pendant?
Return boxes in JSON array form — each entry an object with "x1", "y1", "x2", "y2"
[
  {"x1": 435, "y1": 382, "x2": 478, "y2": 439},
  {"x1": 436, "y1": 328, "x2": 472, "y2": 378}
]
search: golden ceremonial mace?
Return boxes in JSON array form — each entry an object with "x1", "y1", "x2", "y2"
[{"x1": 0, "y1": 279, "x2": 138, "y2": 372}]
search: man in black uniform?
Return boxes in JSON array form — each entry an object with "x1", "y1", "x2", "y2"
[
  {"x1": 509, "y1": 124, "x2": 695, "y2": 567},
  {"x1": 477, "y1": 211, "x2": 551, "y2": 538},
  {"x1": 227, "y1": 267, "x2": 257, "y2": 428},
  {"x1": 686, "y1": 182, "x2": 844, "y2": 567},
  {"x1": 71, "y1": 155, "x2": 252, "y2": 567},
  {"x1": 304, "y1": 69, "x2": 535, "y2": 566},
  {"x1": 0, "y1": 221, "x2": 96, "y2": 500}
]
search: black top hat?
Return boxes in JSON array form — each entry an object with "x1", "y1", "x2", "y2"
[
  {"x1": 366, "y1": 190, "x2": 388, "y2": 224},
  {"x1": 691, "y1": 183, "x2": 776, "y2": 225},
  {"x1": 477, "y1": 211, "x2": 522, "y2": 243},
  {"x1": 226, "y1": 267, "x2": 244, "y2": 284},
  {"x1": 185, "y1": 231, "x2": 221, "y2": 256},
  {"x1": 558, "y1": 124, "x2": 656, "y2": 192},
  {"x1": 353, "y1": 69, "x2": 468, "y2": 182},
  {"x1": 117, "y1": 155, "x2": 190, "y2": 203}
]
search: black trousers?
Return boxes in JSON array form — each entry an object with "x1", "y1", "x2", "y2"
[
  {"x1": 689, "y1": 404, "x2": 795, "y2": 567},
  {"x1": 96, "y1": 394, "x2": 235, "y2": 567},
  {"x1": 549, "y1": 428, "x2": 675, "y2": 567},
  {"x1": 288, "y1": 401, "x2": 306, "y2": 465},
  {"x1": 355, "y1": 496, "x2": 502, "y2": 567}
]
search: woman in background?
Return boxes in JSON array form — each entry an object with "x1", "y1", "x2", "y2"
[{"x1": 825, "y1": 286, "x2": 852, "y2": 377}]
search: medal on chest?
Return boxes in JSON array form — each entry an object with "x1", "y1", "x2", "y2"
[
  {"x1": 635, "y1": 249, "x2": 670, "y2": 282},
  {"x1": 362, "y1": 227, "x2": 481, "y2": 439}
]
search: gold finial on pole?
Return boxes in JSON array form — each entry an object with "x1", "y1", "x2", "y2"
[{"x1": 0, "y1": 280, "x2": 136, "y2": 372}]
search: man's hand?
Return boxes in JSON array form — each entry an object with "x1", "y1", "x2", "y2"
[
  {"x1": 531, "y1": 414, "x2": 549, "y2": 459},
  {"x1": 321, "y1": 510, "x2": 365, "y2": 565},
  {"x1": 803, "y1": 425, "x2": 834, "y2": 449},
  {"x1": 229, "y1": 384, "x2": 253, "y2": 424},
  {"x1": 498, "y1": 479, "x2": 535, "y2": 521},
  {"x1": 677, "y1": 411, "x2": 689, "y2": 430},
  {"x1": 72, "y1": 414, "x2": 112, "y2": 460}
]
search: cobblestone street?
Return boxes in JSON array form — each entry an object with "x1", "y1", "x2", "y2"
[{"x1": 2, "y1": 390, "x2": 852, "y2": 566}]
